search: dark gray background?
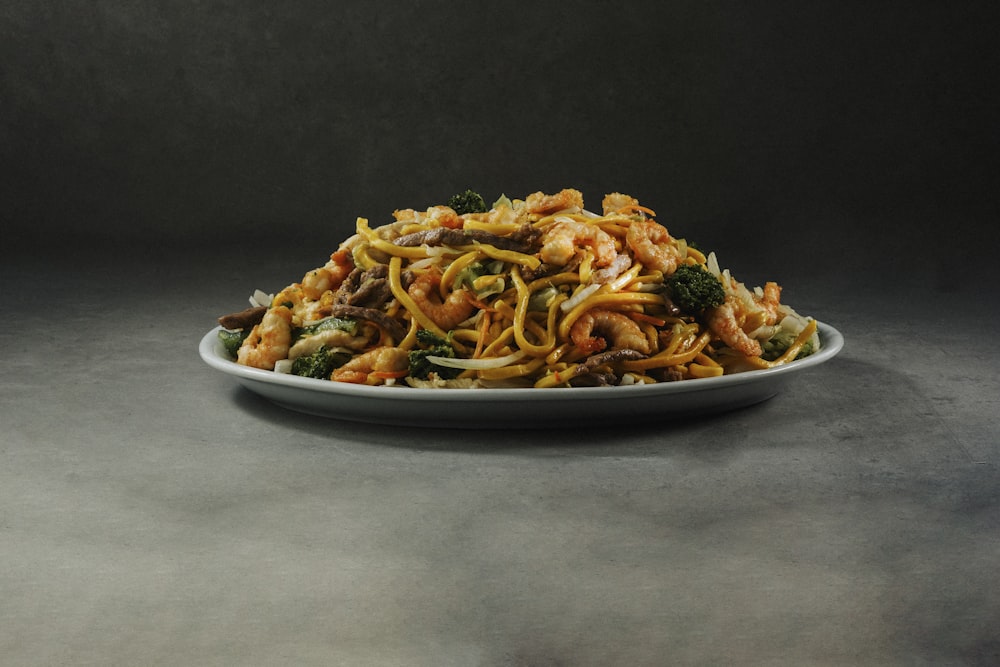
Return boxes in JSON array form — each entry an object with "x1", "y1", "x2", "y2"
[{"x1": 3, "y1": 1, "x2": 998, "y2": 298}]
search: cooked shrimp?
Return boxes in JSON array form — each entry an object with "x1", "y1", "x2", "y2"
[
  {"x1": 237, "y1": 306, "x2": 293, "y2": 370},
  {"x1": 270, "y1": 284, "x2": 316, "y2": 322},
  {"x1": 330, "y1": 248, "x2": 356, "y2": 280},
  {"x1": 757, "y1": 281, "x2": 782, "y2": 325},
  {"x1": 590, "y1": 253, "x2": 633, "y2": 284},
  {"x1": 331, "y1": 347, "x2": 410, "y2": 384},
  {"x1": 721, "y1": 277, "x2": 785, "y2": 337},
  {"x1": 425, "y1": 205, "x2": 465, "y2": 229},
  {"x1": 706, "y1": 300, "x2": 762, "y2": 357},
  {"x1": 570, "y1": 309, "x2": 652, "y2": 355},
  {"x1": 626, "y1": 220, "x2": 681, "y2": 275},
  {"x1": 300, "y1": 269, "x2": 336, "y2": 301},
  {"x1": 407, "y1": 270, "x2": 475, "y2": 331},
  {"x1": 540, "y1": 219, "x2": 618, "y2": 268},
  {"x1": 301, "y1": 249, "x2": 355, "y2": 300},
  {"x1": 706, "y1": 277, "x2": 784, "y2": 357},
  {"x1": 393, "y1": 208, "x2": 418, "y2": 222},
  {"x1": 526, "y1": 188, "x2": 584, "y2": 214},
  {"x1": 272, "y1": 284, "x2": 305, "y2": 312},
  {"x1": 395, "y1": 206, "x2": 464, "y2": 229},
  {"x1": 601, "y1": 192, "x2": 639, "y2": 215},
  {"x1": 464, "y1": 202, "x2": 527, "y2": 227}
]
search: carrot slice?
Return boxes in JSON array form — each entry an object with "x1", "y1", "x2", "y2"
[{"x1": 616, "y1": 204, "x2": 657, "y2": 218}]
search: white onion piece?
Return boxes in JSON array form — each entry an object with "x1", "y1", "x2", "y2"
[
  {"x1": 424, "y1": 244, "x2": 463, "y2": 257},
  {"x1": 408, "y1": 255, "x2": 444, "y2": 270},
  {"x1": 560, "y1": 283, "x2": 601, "y2": 312},
  {"x1": 706, "y1": 252, "x2": 721, "y2": 278},
  {"x1": 250, "y1": 289, "x2": 273, "y2": 308},
  {"x1": 425, "y1": 350, "x2": 527, "y2": 369}
]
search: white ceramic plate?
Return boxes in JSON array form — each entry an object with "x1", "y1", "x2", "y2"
[{"x1": 200, "y1": 322, "x2": 843, "y2": 428}]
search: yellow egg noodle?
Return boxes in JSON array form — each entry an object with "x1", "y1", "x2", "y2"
[{"x1": 217, "y1": 189, "x2": 820, "y2": 388}]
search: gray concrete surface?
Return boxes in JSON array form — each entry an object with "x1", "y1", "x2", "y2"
[{"x1": 2, "y1": 252, "x2": 997, "y2": 666}]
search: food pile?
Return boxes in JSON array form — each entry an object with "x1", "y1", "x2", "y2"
[{"x1": 217, "y1": 188, "x2": 819, "y2": 388}]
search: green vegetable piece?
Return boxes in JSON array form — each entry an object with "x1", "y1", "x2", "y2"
[
  {"x1": 292, "y1": 316, "x2": 358, "y2": 341},
  {"x1": 446, "y1": 189, "x2": 488, "y2": 215},
  {"x1": 666, "y1": 264, "x2": 726, "y2": 313},
  {"x1": 453, "y1": 260, "x2": 505, "y2": 298},
  {"x1": 408, "y1": 330, "x2": 462, "y2": 380},
  {"x1": 527, "y1": 286, "x2": 559, "y2": 312},
  {"x1": 453, "y1": 261, "x2": 488, "y2": 290},
  {"x1": 415, "y1": 329, "x2": 446, "y2": 347},
  {"x1": 290, "y1": 345, "x2": 352, "y2": 379},
  {"x1": 761, "y1": 331, "x2": 815, "y2": 361},
  {"x1": 218, "y1": 329, "x2": 250, "y2": 358}
]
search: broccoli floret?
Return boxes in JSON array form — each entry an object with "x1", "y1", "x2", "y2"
[
  {"x1": 446, "y1": 189, "x2": 488, "y2": 215},
  {"x1": 666, "y1": 264, "x2": 726, "y2": 313},
  {"x1": 761, "y1": 330, "x2": 815, "y2": 362},
  {"x1": 290, "y1": 345, "x2": 352, "y2": 379},
  {"x1": 218, "y1": 329, "x2": 250, "y2": 358},
  {"x1": 408, "y1": 329, "x2": 463, "y2": 380}
]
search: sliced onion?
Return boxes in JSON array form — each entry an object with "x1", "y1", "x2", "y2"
[
  {"x1": 408, "y1": 255, "x2": 444, "y2": 270},
  {"x1": 426, "y1": 350, "x2": 527, "y2": 370},
  {"x1": 250, "y1": 289, "x2": 273, "y2": 308},
  {"x1": 560, "y1": 283, "x2": 602, "y2": 312},
  {"x1": 552, "y1": 215, "x2": 578, "y2": 225},
  {"x1": 705, "y1": 252, "x2": 721, "y2": 278},
  {"x1": 424, "y1": 244, "x2": 463, "y2": 257}
]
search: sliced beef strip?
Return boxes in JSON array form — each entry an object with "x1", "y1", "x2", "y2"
[
  {"x1": 392, "y1": 226, "x2": 537, "y2": 254},
  {"x1": 347, "y1": 277, "x2": 393, "y2": 309},
  {"x1": 329, "y1": 304, "x2": 408, "y2": 342},
  {"x1": 217, "y1": 305, "x2": 267, "y2": 330},
  {"x1": 582, "y1": 348, "x2": 648, "y2": 368},
  {"x1": 334, "y1": 267, "x2": 364, "y2": 302},
  {"x1": 335, "y1": 264, "x2": 394, "y2": 309}
]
